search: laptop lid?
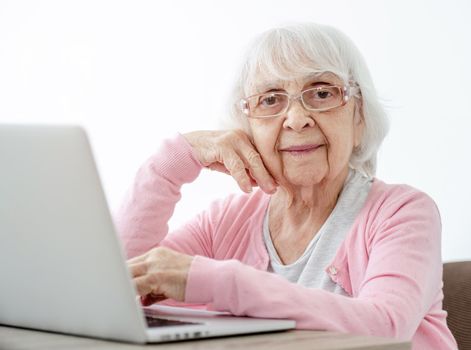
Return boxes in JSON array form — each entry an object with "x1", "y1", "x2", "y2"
[{"x1": 0, "y1": 124, "x2": 148, "y2": 343}]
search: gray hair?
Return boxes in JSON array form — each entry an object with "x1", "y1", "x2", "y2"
[{"x1": 221, "y1": 23, "x2": 389, "y2": 177}]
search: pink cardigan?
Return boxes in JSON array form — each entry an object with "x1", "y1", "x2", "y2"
[{"x1": 115, "y1": 134, "x2": 457, "y2": 350}]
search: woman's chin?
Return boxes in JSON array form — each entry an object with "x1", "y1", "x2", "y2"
[{"x1": 282, "y1": 172, "x2": 326, "y2": 188}]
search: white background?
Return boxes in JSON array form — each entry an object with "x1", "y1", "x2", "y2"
[{"x1": 1, "y1": 0, "x2": 470, "y2": 261}]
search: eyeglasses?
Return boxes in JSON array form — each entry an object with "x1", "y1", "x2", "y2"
[{"x1": 239, "y1": 84, "x2": 359, "y2": 119}]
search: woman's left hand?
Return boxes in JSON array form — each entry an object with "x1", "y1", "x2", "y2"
[{"x1": 127, "y1": 247, "x2": 194, "y2": 306}]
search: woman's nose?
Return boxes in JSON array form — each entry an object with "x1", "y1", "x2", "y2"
[{"x1": 282, "y1": 99, "x2": 315, "y2": 132}]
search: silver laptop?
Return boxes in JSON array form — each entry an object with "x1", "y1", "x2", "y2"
[{"x1": 0, "y1": 124, "x2": 295, "y2": 344}]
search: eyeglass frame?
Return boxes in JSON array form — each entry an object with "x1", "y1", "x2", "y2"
[{"x1": 239, "y1": 83, "x2": 360, "y2": 119}]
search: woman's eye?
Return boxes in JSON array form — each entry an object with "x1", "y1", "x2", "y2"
[
  {"x1": 316, "y1": 90, "x2": 332, "y2": 99},
  {"x1": 260, "y1": 95, "x2": 279, "y2": 106}
]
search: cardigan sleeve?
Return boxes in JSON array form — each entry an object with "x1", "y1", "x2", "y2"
[
  {"x1": 114, "y1": 133, "x2": 213, "y2": 259},
  {"x1": 184, "y1": 189, "x2": 445, "y2": 341}
]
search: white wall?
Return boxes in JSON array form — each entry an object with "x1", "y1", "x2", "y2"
[{"x1": 1, "y1": 0, "x2": 470, "y2": 261}]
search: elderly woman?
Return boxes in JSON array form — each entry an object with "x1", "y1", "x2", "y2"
[{"x1": 116, "y1": 23, "x2": 457, "y2": 349}]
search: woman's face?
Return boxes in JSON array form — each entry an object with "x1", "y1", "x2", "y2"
[{"x1": 247, "y1": 73, "x2": 364, "y2": 188}]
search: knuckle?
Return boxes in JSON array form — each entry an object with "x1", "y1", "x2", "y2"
[
  {"x1": 216, "y1": 132, "x2": 234, "y2": 146},
  {"x1": 150, "y1": 246, "x2": 167, "y2": 257},
  {"x1": 146, "y1": 273, "x2": 160, "y2": 285},
  {"x1": 137, "y1": 262, "x2": 148, "y2": 275},
  {"x1": 233, "y1": 129, "x2": 248, "y2": 138},
  {"x1": 148, "y1": 272, "x2": 167, "y2": 290},
  {"x1": 228, "y1": 159, "x2": 246, "y2": 174},
  {"x1": 221, "y1": 129, "x2": 247, "y2": 146},
  {"x1": 233, "y1": 131, "x2": 251, "y2": 147},
  {"x1": 246, "y1": 151, "x2": 262, "y2": 167}
]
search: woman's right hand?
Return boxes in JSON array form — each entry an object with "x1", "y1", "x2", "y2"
[{"x1": 182, "y1": 130, "x2": 277, "y2": 194}]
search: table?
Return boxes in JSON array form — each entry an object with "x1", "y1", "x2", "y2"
[{"x1": 0, "y1": 326, "x2": 410, "y2": 350}]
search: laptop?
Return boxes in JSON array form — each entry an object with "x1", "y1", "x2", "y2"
[{"x1": 0, "y1": 124, "x2": 296, "y2": 344}]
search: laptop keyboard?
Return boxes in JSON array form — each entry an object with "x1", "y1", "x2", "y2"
[{"x1": 145, "y1": 316, "x2": 200, "y2": 328}]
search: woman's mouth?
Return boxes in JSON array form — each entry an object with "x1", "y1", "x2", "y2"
[{"x1": 279, "y1": 144, "x2": 324, "y2": 156}]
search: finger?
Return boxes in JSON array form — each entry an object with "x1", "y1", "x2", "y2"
[
  {"x1": 133, "y1": 275, "x2": 154, "y2": 296},
  {"x1": 207, "y1": 162, "x2": 231, "y2": 175},
  {"x1": 247, "y1": 169, "x2": 258, "y2": 186},
  {"x1": 223, "y1": 149, "x2": 253, "y2": 193},
  {"x1": 236, "y1": 143, "x2": 277, "y2": 194},
  {"x1": 128, "y1": 262, "x2": 147, "y2": 278},
  {"x1": 210, "y1": 162, "x2": 256, "y2": 187}
]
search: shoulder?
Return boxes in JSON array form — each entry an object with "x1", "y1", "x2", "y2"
[
  {"x1": 358, "y1": 179, "x2": 441, "y2": 242},
  {"x1": 364, "y1": 179, "x2": 438, "y2": 223}
]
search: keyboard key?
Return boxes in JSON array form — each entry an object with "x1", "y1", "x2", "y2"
[{"x1": 145, "y1": 316, "x2": 200, "y2": 328}]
